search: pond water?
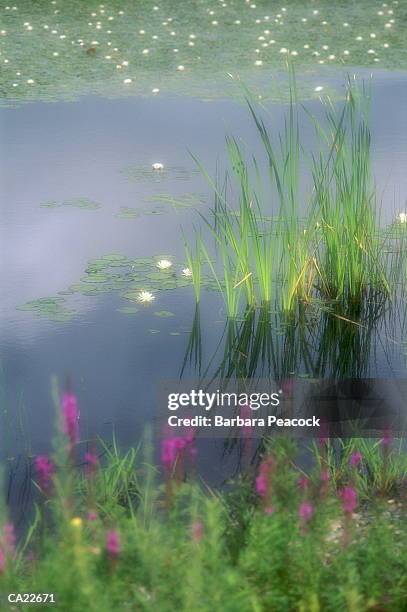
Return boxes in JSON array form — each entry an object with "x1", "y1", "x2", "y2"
[{"x1": 1, "y1": 68, "x2": 407, "y2": 525}]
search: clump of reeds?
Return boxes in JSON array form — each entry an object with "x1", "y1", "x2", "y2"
[{"x1": 188, "y1": 75, "x2": 397, "y2": 319}]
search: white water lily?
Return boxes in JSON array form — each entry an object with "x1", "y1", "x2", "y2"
[
  {"x1": 182, "y1": 267, "x2": 192, "y2": 277},
  {"x1": 314, "y1": 86, "x2": 324, "y2": 92},
  {"x1": 156, "y1": 259, "x2": 173, "y2": 270},
  {"x1": 398, "y1": 212, "x2": 407, "y2": 223},
  {"x1": 152, "y1": 162, "x2": 164, "y2": 170},
  {"x1": 137, "y1": 291, "x2": 155, "y2": 303}
]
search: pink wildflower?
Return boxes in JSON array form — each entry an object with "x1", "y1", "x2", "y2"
[
  {"x1": 255, "y1": 456, "x2": 274, "y2": 499},
  {"x1": 161, "y1": 432, "x2": 195, "y2": 471},
  {"x1": 240, "y1": 405, "x2": 253, "y2": 437},
  {"x1": 191, "y1": 521, "x2": 204, "y2": 543},
  {"x1": 298, "y1": 501, "x2": 314, "y2": 523},
  {"x1": 264, "y1": 505, "x2": 275, "y2": 515},
  {"x1": 381, "y1": 428, "x2": 393, "y2": 448},
  {"x1": 106, "y1": 530, "x2": 121, "y2": 559},
  {"x1": 297, "y1": 475, "x2": 310, "y2": 491},
  {"x1": 84, "y1": 451, "x2": 98, "y2": 478},
  {"x1": 320, "y1": 468, "x2": 330, "y2": 482},
  {"x1": 0, "y1": 548, "x2": 5, "y2": 574},
  {"x1": 3, "y1": 523, "x2": 15, "y2": 556},
  {"x1": 34, "y1": 455, "x2": 54, "y2": 493},
  {"x1": 349, "y1": 451, "x2": 362, "y2": 468},
  {"x1": 340, "y1": 486, "x2": 358, "y2": 514},
  {"x1": 61, "y1": 392, "x2": 79, "y2": 447},
  {"x1": 87, "y1": 511, "x2": 98, "y2": 522}
]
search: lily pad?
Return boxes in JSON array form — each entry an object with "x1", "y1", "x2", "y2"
[
  {"x1": 117, "y1": 306, "x2": 139, "y2": 315},
  {"x1": 154, "y1": 311, "x2": 175, "y2": 318},
  {"x1": 63, "y1": 198, "x2": 101, "y2": 210}
]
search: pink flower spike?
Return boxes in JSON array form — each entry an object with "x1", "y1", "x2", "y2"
[
  {"x1": 340, "y1": 486, "x2": 358, "y2": 514},
  {"x1": 3, "y1": 523, "x2": 15, "y2": 556},
  {"x1": 298, "y1": 501, "x2": 314, "y2": 523},
  {"x1": 84, "y1": 451, "x2": 98, "y2": 478},
  {"x1": 349, "y1": 451, "x2": 362, "y2": 468},
  {"x1": 0, "y1": 548, "x2": 5, "y2": 574},
  {"x1": 255, "y1": 475, "x2": 268, "y2": 497},
  {"x1": 61, "y1": 392, "x2": 80, "y2": 447},
  {"x1": 297, "y1": 475, "x2": 310, "y2": 491},
  {"x1": 106, "y1": 530, "x2": 121, "y2": 559},
  {"x1": 320, "y1": 468, "x2": 330, "y2": 483},
  {"x1": 34, "y1": 455, "x2": 54, "y2": 493},
  {"x1": 191, "y1": 521, "x2": 204, "y2": 543},
  {"x1": 381, "y1": 428, "x2": 393, "y2": 448}
]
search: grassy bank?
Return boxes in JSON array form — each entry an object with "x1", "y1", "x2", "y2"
[{"x1": 0, "y1": 391, "x2": 406, "y2": 611}]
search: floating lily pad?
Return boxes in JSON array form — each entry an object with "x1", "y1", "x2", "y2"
[
  {"x1": 154, "y1": 311, "x2": 175, "y2": 318},
  {"x1": 17, "y1": 297, "x2": 76, "y2": 322},
  {"x1": 63, "y1": 198, "x2": 101, "y2": 210},
  {"x1": 121, "y1": 165, "x2": 199, "y2": 183},
  {"x1": 145, "y1": 193, "x2": 205, "y2": 209},
  {"x1": 116, "y1": 207, "x2": 141, "y2": 219},
  {"x1": 117, "y1": 306, "x2": 139, "y2": 315},
  {"x1": 40, "y1": 198, "x2": 101, "y2": 210}
]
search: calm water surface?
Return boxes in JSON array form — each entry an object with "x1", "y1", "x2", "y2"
[{"x1": 1, "y1": 72, "x2": 407, "y2": 522}]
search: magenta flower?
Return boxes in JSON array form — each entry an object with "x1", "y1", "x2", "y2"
[
  {"x1": 84, "y1": 451, "x2": 98, "y2": 478},
  {"x1": 2, "y1": 523, "x2": 15, "y2": 556},
  {"x1": 0, "y1": 548, "x2": 5, "y2": 574},
  {"x1": 255, "y1": 456, "x2": 274, "y2": 499},
  {"x1": 87, "y1": 511, "x2": 98, "y2": 522},
  {"x1": 349, "y1": 451, "x2": 362, "y2": 468},
  {"x1": 106, "y1": 530, "x2": 121, "y2": 559},
  {"x1": 320, "y1": 468, "x2": 330, "y2": 483},
  {"x1": 297, "y1": 475, "x2": 310, "y2": 491},
  {"x1": 255, "y1": 474, "x2": 268, "y2": 497},
  {"x1": 191, "y1": 521, "x2": 204, "y2": 543},
  {"x1": 340, "y1": 486, "x2": 358, "y2": 514},
  {"x1": 381, "y1": 428, "x2": 393, "y2": 448},
  {"x1": 61, "y1": 392, "x2": 79, "y2": 447},
  {"x1": 34, "y1": 455, "x2": 54, "y2": 493},
  {"x1": 298, "y1": 501, "x2": 314, "y2": 523},
  {"x1": 240, "y1": 405, "x2": 253, "y2": 437},
  {"x1": 161, "y1": 432, "x2": 195, "y2": 472}
]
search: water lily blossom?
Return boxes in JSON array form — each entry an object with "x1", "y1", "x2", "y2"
[
  {"x1": 152, "y1": 162, "x2": 164, "y2": 170},
  {"x1": 137, "y1": 290, "x2": 155, "y2": 303},
  {"x1": 182, "y1": 267, "x2": 192, "y2": 277},
  {"x1": 156, "y1": 259, "x2": 172, "y2": 270}
]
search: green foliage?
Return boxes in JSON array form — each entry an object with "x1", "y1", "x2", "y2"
[{"x1": 1, "y1": 433, "x2": 406, "y2": 611}]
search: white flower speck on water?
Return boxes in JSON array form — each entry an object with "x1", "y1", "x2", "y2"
[
  {"x1": 152, "y1": 162, "x2": 164, "y2": 170},
  {"x1": 343, "y1": 50, "x2": 350, "y2": 55},
  {"x1": 254, "y1": 59, "x2": 263, "y2": 66},
  {"x1": 280, "y1": 47, "x2": 288, "y2": 54},
  {"x1": 398, "y1": 212, "x2": 407, "y2": 223},
  {"x1": 27, "y1": 78, "x2": 35, "y2": 84},
  {"x1": 177, "y1": 64, "x2": 185, "y2": 71},
  {"x1": 314, "y1": 86, "x2": 324, "y2": 92},
  {"x1": 156, "y1": 259, "x2": 172, "y2": 270},
  {"x1": 182, "y1": 268, "x2": 192, "y2": 277},
  {"x1": 142, "y1": 49, "x2": 149, "y2": 54},
  {"x1": 137, "y1": 291, "x2": 155, "y2": 303},
  {"x1": 152, "y1": 88, "x2": 160, "y2": 94},
  {"x1": 123, "y1": 78, "x2": 132, "y2": 84}
]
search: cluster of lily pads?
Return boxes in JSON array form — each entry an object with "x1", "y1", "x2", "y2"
[{"x1": 16, "y1": 253, "x2": 214, "y2": 322}]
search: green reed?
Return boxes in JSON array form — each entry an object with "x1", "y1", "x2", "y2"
[{"x1": 190, "y1": 74, "x2": 401, "y2": 320}]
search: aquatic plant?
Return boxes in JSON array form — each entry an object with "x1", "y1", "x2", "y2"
[
  {"x1": 1, "y1": 404, "x2": 405, "y2": 610},
  {"x1": 189, "y1": 75, "x2": 398, "y2": 321}
]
